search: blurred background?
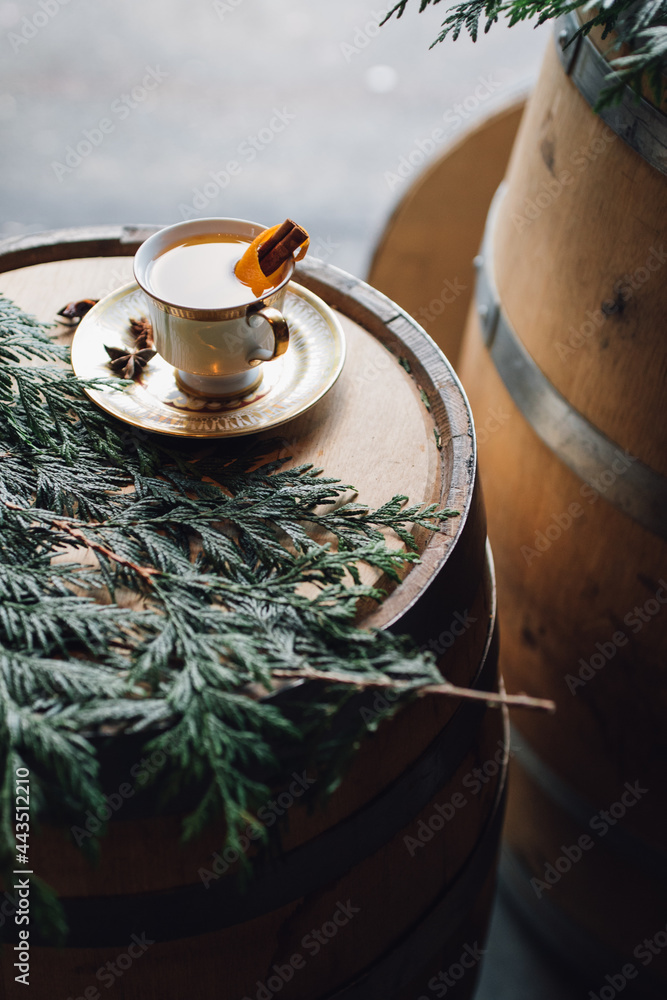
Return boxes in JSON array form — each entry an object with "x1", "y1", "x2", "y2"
[
  {"x1": 0, "y1": 1, "x2": 580, "y2": 996},
  {"x1": 0, "y1": 0, "x2": 547, "y2": 278}
]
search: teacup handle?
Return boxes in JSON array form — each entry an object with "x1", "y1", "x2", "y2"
[{"x1": 246, "y1": 306, "x2": 290, "y2": 367}]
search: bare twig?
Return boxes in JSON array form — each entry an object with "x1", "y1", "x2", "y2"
[
  {"x1": 270, "y1": 667, "x2": 555, "y2": 713},
  {"x1": 3, "y1": 500, "x2": 158, "y2": 585},
  {"x1": 51, "y1": 520, "x2": 158, "y2": 585}
]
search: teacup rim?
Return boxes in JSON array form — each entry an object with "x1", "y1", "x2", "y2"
[{"x1": 133, "y1": 217, "x2": 295, "y2": 319}]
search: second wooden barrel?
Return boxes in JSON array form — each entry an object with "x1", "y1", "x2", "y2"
[
  {"x1": 0, "y1": 230, "x2": 506, "y2": 999},
  {"x1": 368, "y1": 99, "x2": 525, "y2": 369},
  {"x1": 458, "y1": 13, "x2": 667, "y2": 995}
]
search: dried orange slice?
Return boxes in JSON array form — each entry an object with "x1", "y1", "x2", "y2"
[{"x1": 235, "y1": 221, "x2": 309, "y2": 298}]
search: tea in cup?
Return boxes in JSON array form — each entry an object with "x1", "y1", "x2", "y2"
[{"x1": 134, "y1": 218, "x2": 294, "y2": 398}]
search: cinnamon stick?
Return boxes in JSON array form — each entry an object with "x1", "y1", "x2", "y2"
[
  {"x1": 258, "y1": 219, "x2": 308, "y2": 275},
  {"x1": 257, "y1": 219, "x2": 293, "y2": 259}
]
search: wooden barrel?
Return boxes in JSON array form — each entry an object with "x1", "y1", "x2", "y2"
[
  {"x1": 368, "y1": 99, "x2": 525, "y2": 369},
  {"x1": 458, "y1": 14, "x2": 667, "y2": 995},
  {"x1": 0, "y1": 229, "x2": 506, "y2": 1000}
]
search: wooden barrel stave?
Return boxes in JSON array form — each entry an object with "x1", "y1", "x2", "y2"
[
  {"x1": 0, "y1": 235, "x2": 504, "y2": 999},
  {"x1": 460, "y1": 310, "x2": 667, "y2": 831},
  {"x1": 492, "y1": 40, "x2": 667, "y2": 474},
  {"x1": 394, "y1": 867, "x2": 498, "y2": 1000},
  {"x1": 504, "y1": 765, "x2": 667, "y2": 993},
  {"x1": 22, "y1": 705, "x2": 505, "y2": 1000},
  {"x1": 457, "y1": 18, "x2": 667, "y2": 990}
]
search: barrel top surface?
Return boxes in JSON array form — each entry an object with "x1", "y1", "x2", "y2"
[{"x1": 0, "y1": 227, "x2": 479, "y2": 631}]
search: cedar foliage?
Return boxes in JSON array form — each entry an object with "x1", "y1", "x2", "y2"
[{"x1": 0, "y1": 296, "x2": 458, "y2": 939}]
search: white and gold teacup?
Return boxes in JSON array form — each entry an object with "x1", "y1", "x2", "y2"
[{"x1": 134, "y1": 218, "x2": 293, "y2": 398}]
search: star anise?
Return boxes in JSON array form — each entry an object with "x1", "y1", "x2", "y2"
[
  {"x1": 104, "y1": 344, "x2": 157, "y2": 380},
  {"x1": 57, "y1": 299, "x2": 99, "y2": 323},
  {"x1": 128, "y1": 316, "x2": 154, "y2": 350}
]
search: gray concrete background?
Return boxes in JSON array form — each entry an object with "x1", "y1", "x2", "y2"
[
  {"x1": 0, "y1": 1, "x2": 584, "y2": 996},
  {"x1": 0, "y1": 0, "x2": 548, "y2": 276}
]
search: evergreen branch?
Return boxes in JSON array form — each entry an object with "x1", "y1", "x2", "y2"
[
  {"x1": 598, "y1": 23, "x2": 667, "y2": 105},
  {"x1": 0, "y1": 293, "x2": 523, "y2": 942},
  {"x1": 49, "y1": 518, "x2": 160, "y2": 585},
  {"x1": 0, "y1": 649, "x2": 129, "y2": 703}
]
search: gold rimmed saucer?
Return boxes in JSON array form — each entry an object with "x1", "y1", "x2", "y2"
[{"x1": 71, "y1": 282, "x2": 346, "y2": 438}]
